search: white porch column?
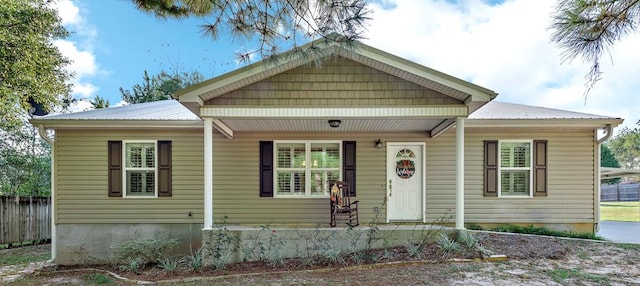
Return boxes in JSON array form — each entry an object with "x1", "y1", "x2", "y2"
[
  {"x1": 204, "y1": 118, "x2": 213, "y2": 230},
  {"x1": 455, "y1": 117, "x2": 466, "y2": 230}
]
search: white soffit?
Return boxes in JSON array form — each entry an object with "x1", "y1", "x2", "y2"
[{"x1": 222, "y1": 119, "x2": 444, "y2": 132}]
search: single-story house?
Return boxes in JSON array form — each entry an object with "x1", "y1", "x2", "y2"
[{"x1": 31, "y1": 37, "x2": 623, "y2": 264}]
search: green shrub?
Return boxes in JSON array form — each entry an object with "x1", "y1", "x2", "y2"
[
  {"x1": 111, "y1": 238, "x2": 178, "y2": 266},
  {"x1": 436, "y1": 233, "x2": 461, "y2": 255},
  {"x1": 158, "y1": 256, "x2": 181, "y2": 273},
  {"x1": 185, "y1": 246, "x2": 203, "y2": 272}
]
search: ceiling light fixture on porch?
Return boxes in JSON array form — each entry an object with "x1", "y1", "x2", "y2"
[
  {"x1": 375, "y1": 139, "x2": 383, "y2": 149},
  {"x1": 328, "y1": 119, "x2": 341, "y2": 128}
]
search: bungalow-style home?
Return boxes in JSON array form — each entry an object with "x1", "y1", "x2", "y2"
[{"x1": 31, "y1": 37, "x2": 623, "y2": 264}]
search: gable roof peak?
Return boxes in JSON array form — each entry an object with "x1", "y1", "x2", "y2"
[{"x1": 175, "y1": 36, "x2": 497, "y2": 110}]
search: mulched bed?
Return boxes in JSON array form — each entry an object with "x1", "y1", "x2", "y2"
[{"x1": 34, "y1": 231, "x2": 574, "y2": 283}]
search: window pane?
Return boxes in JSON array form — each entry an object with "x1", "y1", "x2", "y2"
[
  {"x1": 126, "y1": 143, "x2": 155, "y2": 168},
  {"x1": 276, "y1": 171, "x2": 305, "y2": 195},
  {"x1": 145, "y1": 171, "x2": 155, "y2": 193},
  {"x1": 396, "y1": 149, "x2": 415, "y2": 158},
  {"x1": 127, "y1": 146, "x2": 143, "y2": 168},
  {"x1": 145, "y1": 145, "x2": 155, "y2": 168},
  {"x1": 277, "y1": 172, "x2": 291, "y2": 194},
  {"x1": 310, "y1": 143, "x2": 340, "y2": 168},
  {"x1": 277, "y1": 147, "x2": 291, "y2": 168},
  {"x1": 293, "y1": 146, "x2": 305, "y2": 168},
  {"x1": 128, "y1": 171, "x2": 142, "y2": 192},
  {"x1": 501, "y1": 170, "x2": 530, "y2": 195},
  {"x1": 126, "y1": 170, "x2": 155, "y2": 196},
  {"x1": 500, "y1": 142, "x2": 530, "y2": 168},
  {"x1": 310, "y1": 170, "x2": 340, "y2": 196}
]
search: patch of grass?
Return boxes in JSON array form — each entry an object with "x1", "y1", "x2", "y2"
[
  {"x1": 0, "y1": 241, "x2": 39, "y2": 249},
  {"x1": 465, "y1": 223, "x2": 483, "y2": 230},
  {"x1": 576, "y1": 249, "x2": 589, "y2": 260},
  {"x1": 489, "y1": 224, "x2": 603, "y2": 240},
  {"x1": 83, "y1": 273, "x2": 113, "y2": 284},
  {"x1": 0, "y1": 253, "x2": 50, "y2": 266},
  {"x1": 600, "y1": 202, "x2": 640, "y2": 222},
  {"x1": 616, "y1": 243, "x2": 640, "y2": 250},
  {"x1": 548, "y1": 267, "x2": 611, "y2": 286}
]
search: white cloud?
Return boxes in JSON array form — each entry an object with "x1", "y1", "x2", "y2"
[
  {"x1": 363, "y1": 0, "x2": 640, "y2": 132},
  {"x1": 54, "y1": 0, "x2": 81, "y2": 26},
  {"x1": 69, "y1": 98, "x2": 94, "y2": 113},
  {"x1": 51, "y1": 0, "x2": 102, "y2": 99}
]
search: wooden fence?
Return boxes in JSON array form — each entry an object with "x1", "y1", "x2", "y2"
[
  {"x1": 0, "y1": 196, "x2": 51, "y2": 246},
  {"x1": 601, "y1": 183, "x2": 640, "y2": 202}
]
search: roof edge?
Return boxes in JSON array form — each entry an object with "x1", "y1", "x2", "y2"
[
  {"x1": 466, "y1": 118, "x2": 624, "y2": 128},
  {"x1": 29, "y1": 119, "x2": 204, "y2": 130}
]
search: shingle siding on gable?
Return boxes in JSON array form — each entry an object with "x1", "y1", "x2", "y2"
[{"x1": 206, "y1": 57, "x2": 462, "y2": 106}]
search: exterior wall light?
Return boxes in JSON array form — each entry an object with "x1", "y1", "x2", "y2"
[
  {"x1": 375, "y1": 139, "x2": 383, "y2": 148},
  {"x1": 328, "y1": 119, "x2": 341, "y2": 128}
]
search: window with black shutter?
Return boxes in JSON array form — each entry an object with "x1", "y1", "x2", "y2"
[{"x1": 108, "y1": 140, "x2": 172, "y2": 197}]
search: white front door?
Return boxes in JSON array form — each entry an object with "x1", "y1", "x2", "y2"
[{"x1": 387, "y1": 143, "x2": 424, "y2": 221}]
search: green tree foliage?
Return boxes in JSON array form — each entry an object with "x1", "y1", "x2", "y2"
[
  {"x1": 601, "y1": 144, "x2": 621, "y2": 185},
  {"x1": 607, "y1": 121, "x2": 640, "y2": 170},
  {"x1": 0, "y1": 127, "x2": 51, "y2": 196},
  {"x1": 130, "y1": 0, "x2": 371, "y2": 62},
  {"x1": 0, "y1": 0, "x2": 72, "y2": 131},
  {"x1": 120, "y1": 70, "x2": 204, "y2": 104},
  {"x1": 90, "y1": 95, "x2": 110, "y2": 109},
  {"x1": 550, "y1": 0, "x2": 640, "y2": 95}
]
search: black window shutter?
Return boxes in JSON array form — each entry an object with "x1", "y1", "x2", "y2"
[
  {"x1": 533, "y1": 140, "x2": 548, "y2": 197},
  {"x1": 343, "y1": 141, "x2": 356, "y2": 197},
  {"x1": 260, "y1": 141, "x2": 274, "y2": 197},
  {"x1": 158, "y1": 141, "x2": 172, "y2": 197},
  {"x1": 108, "y1": 141, "x2": 123, "y2": 197},
  {"x1": 483, "y1": 140, "x2": 498, "y2": 197}
]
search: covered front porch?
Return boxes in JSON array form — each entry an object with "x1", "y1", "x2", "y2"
[{"x1": 173, "y1": 38, "x2": 498, "y2": 233}]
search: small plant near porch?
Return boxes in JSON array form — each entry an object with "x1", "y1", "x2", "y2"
[{"x1": 204, "y1": 217, "x2": 240, "y2": 270}]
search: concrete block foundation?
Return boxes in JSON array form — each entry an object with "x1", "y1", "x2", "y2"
[
  {"x1": 54, "y1": 223, "x2": 203, "y2": 265},
  {"x1": 201, "y1": 225, "x2": 455, "y2": 265}
]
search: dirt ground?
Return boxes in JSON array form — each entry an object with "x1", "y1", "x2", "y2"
[{"x1": 6, "y1": 232, "x2": 640, "y2": 285}]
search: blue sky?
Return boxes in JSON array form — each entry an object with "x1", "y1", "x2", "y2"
[{"x1": 54, "y1": 0, "x2": 640, "y2": 132}]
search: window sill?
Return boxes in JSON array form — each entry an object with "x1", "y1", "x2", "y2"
[{"x1": 274, "y1": 195, "x2": 330, "y2": 199}]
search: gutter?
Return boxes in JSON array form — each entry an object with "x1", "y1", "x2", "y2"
[{"x1": 37, "y1": 124, "x2": 56, "y2": 263}]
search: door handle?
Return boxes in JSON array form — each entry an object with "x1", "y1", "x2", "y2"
[{"x1": 388, "y1": 180, "x2": 392, "y2": 197}]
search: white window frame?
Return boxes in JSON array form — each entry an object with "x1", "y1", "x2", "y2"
[
  {"x1": 273, "y1": 140, "x2": 342, "y2": 198},
  {"x1": 123, "y1": 140, "x2": 158, "y2": 198},
  {"x1": 498, "y1": 140, "x2": 533, "y2": 198}
]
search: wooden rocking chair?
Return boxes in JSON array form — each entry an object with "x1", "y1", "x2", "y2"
[{"x1": 329, "y1": 181, "x2": 359, "y2": 227}]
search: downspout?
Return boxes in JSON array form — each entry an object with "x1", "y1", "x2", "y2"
[
  {"x1": 37, "y1": 125, "x2": 56, "y2": 262},
  {"x1": 594, "y1": 124, "x2": 613, "y2": 233},
  {"x1": 597, "y1": 124, "x2": 613, "y2": 144}
]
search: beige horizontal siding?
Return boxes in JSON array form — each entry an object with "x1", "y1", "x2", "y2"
[
  {"x1": 211, "y1": 132, "x2": 422, "y2": 224},
  {"x1": 55, "y1": 127, "x2": 598, "y2": 227},
  {"x1": 206, "y1": 58, "x2": 462, "y2": 107},
  {"x1": 425, "y1": 129, "x2": 597, "y2": 225},
  {"x1": 55, "y1": 129, "x2": 204, "y2": 224}
]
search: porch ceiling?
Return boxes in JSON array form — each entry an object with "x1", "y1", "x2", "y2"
[{"x1": 219, "y1": 118, "x2": 446, "y2": 132}]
